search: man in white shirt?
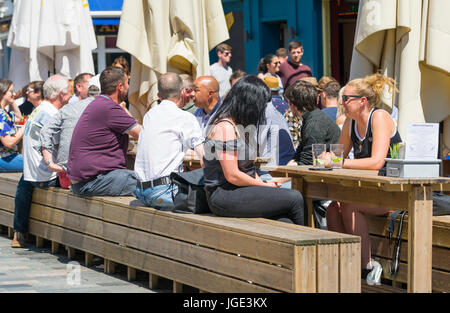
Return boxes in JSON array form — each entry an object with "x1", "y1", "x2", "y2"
[
  {"x1": 12, "y1": 75, "x2": 72, "y2": 248},
  {"x1": 134, "y1": 73, "x2": 204, "y2": 209},
  {"x1": 209, "y1": 43, "x2": 233, "y2": 98}
]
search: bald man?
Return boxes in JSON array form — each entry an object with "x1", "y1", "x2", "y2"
[{"x1": 192, "y1": 76, "x2": 222, "y2": 135}]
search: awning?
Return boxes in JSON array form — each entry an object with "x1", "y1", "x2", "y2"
[{"x1": 88, "y1": 0, "x2": 123, "y2": 25}]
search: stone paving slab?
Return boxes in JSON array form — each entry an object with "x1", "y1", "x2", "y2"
[{"x1": 0, "y1": 234, "x2": 156, "y2": 293}]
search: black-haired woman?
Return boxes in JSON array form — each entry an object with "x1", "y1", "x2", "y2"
[
  {"x1": 0, "y1": 79, "x2": 24, "y2": 172},
  {"x1": 203, "y1": 75, "x2": 304, "y2": 225}
]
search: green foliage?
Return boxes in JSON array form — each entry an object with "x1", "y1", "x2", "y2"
[{"x1": 390, "y1": 143, "x2": 399, "y2": 159}]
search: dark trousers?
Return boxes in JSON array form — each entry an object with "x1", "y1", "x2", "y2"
[
  {"x1": 207, "y1": 184, "x2": 305, "y2": 225},
  {"x1": 13, "y1": 174, "x2": 58, "y2": 233}
]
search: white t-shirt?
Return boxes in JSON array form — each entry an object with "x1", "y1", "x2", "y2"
[
  {"x1": 134, "y1": 100, "x2": 204, "y2": 182},
  {"x1": 210, "y1": 63, "x2": 232, "y2": 98},
  {"x1": 23, "y1": 101, "x2": 59, "y2": 182}
]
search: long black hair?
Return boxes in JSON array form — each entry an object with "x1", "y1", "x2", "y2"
[{"x1": 212, "y1": 75, "x2": 270, "y2": 128}]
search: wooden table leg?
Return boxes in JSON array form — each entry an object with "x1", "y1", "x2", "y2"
[
  {"x1": 291, "y1": 176, "x2": 315, "y2": 227},
  {"x1": 306, "y1": 198, "x2": 314, "y2": 228},
  {"x1": 407, "y1": 185, "x2": 433, "y2": 293}
]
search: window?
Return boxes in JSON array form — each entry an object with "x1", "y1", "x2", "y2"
[{"x1": 92, "y1": 35, "x2": 130, "y2": 74}]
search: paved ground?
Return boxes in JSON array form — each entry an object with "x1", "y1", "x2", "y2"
[{"x1": 0, "y1": 233, "x2": 164, "y2": 293}]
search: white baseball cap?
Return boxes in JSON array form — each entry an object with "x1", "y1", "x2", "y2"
[
  {"x1": 87, "y1": 74, "x2": 100, "y2": 95},
  {"x1": 88, "y1": 74, "x2": 100, "y2": 89}
]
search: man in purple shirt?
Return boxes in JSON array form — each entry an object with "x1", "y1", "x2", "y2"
[
  {"x1": 67, "y1": 66, "x2": 141, "y2": 196},
  {"x1": 278, "y1": 41, "x2": 313, "y2": 90}
]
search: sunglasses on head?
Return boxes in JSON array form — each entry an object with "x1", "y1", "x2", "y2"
[{"x1": 342, "y1": 95, "x2": 363, "y2": 102}]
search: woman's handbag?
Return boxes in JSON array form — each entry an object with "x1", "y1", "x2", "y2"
[{"x1": 170, "y1": 168, "x2": 210, "y2": 214}]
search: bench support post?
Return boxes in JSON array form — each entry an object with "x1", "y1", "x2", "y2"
[
  {"x1": 149, "y1": 273, "x2": 159, "y2": 289},
  {"x1": 407, "y1": 186, "x2": 433, "y2": 293},
  {"x1": 293, "y1": 245, "x2": 316, "y2": 292},
  {"x1": 173, "y1": 281, "x2": 183, "y2": 293},
  {"x1": 51, "y1": 241, "x2": 59, "y2": 254},
  {"x1": 104, "y1": 260, "x2": 116, "y2": 274},
  {"x1": 67, "y1": 246, "x2": 76, "y2": 260},
  {"x1": 127, "y1": 267, "x2": 136, "y2": 281},
  {"x1": 36, "y1": 236, "x2": 44, "y2": 248},
  {"x1": 85, "y1": 252, "x2": 93, "y2": 267}
]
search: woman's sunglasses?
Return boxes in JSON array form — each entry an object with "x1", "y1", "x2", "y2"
[{"x1": 342, "y1": 95, "x2": 363, "y2": 102}]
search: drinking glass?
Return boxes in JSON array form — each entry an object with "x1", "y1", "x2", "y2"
[
  {"x1": 330, "y1": 144, "x2": 344, "y2": 168},
  {"x1": 312, "y1": 144, "x2": 327, "y2": 168}
]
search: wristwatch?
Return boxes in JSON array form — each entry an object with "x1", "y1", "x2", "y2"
[{"x1": 45, "y1": 160, "x2": 52, "y2": 166}]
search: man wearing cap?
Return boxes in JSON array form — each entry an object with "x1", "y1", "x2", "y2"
[
  {"x1": 259, "y1": 77, "x2": 295, "y2": 168},
  {"x1": 39, "y1": 74, "x2": 101, "y2": 189},
  {"x1": 264, "y1": 76, "x2": 289, "y2": 115}
]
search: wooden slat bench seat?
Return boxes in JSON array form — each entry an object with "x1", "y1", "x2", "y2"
[
  {"x1": 367, "y1": 214, "x2": 450, "y2": 293},
  {"x1": 0, "y1": 173, "x2": 360, "y2": 293}
]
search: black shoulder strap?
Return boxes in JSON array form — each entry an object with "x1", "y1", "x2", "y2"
[{"x1": 367, "y1": 108, "x2": 379, "y2": 139}]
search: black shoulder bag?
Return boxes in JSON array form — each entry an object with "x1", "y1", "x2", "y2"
[{"x1": 170, "y1": 168, "x2": 210, "y2": 214}]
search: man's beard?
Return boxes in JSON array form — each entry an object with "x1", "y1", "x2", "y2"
[{"x1": 119, "y1": 91, "x2": 128, "y2": 103}]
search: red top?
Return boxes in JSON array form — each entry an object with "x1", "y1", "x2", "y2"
[{"x1": 278, "y1": 61, "x2": 313, "y2": 90}]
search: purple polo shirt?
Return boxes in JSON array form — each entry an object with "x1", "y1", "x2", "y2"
[{"x1": 67, "y1": 95, "x2": 137, "y2": 182}]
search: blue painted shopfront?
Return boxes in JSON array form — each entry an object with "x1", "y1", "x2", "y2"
[
  {"x1": 220, "y1": 0, "x2": 324, "y2": 78},
  {"x1": 88, "y1": 0, "x2": 324, "y2": 78},
  {"x1": 88, "y1": 0, "x2": 123, "y2": 25}
]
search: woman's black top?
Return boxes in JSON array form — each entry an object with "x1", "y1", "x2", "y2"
[
  {"x1": 350, "y1": 108, "x2": 402, "y2": 160},
  {"x1": 203, "y1": 119, "x2": 256, "y2": 189}
]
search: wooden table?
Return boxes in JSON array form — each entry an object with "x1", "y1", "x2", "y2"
[{"x1": 262, "y1": 165, "x2": 450, "y2": 293}]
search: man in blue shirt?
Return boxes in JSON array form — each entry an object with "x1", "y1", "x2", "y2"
[
  {"x1": 192, "y1": 76, "x2": 222, "y2": 135},
  {"x1": 260, "y1": 76, "x2": 295, "y2": 166},
  {"x1": 320, "y1": 81, "x2": 341, "y2": 123}
]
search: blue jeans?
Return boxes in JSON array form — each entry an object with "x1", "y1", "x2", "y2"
[
  {"x1": 71, "y1": 169, "x2": 137, "y2": 197},
  {"x1": 0, "y1": 153, "x2": 23, "y2": 173},
  {"x1": 136, "y1": 184, "x2": 177, "y2": 209},
  {"x1": 13, "y1": 174, "x2": 58, "y2": 233}
]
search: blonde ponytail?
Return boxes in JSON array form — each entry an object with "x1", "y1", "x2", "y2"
[{"x1": 347, "y1": 73, "x2": 399, "y2": 108}]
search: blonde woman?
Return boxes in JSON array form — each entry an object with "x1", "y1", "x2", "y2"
[{"x1": 326, "y1": 73, "x2": 402, "y2": 286}]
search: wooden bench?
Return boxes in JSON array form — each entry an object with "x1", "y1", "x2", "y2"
[
  {"x1": 0, "y1": 173, "x2": 360, "y2": 293},
  {"x1": 367, "y1": 214, "x2": 450, "y2": 293}
]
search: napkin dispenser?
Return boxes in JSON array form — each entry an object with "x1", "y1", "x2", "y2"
[{"x1": 385, "y1": 158, "x2": 442, "y2": 178}]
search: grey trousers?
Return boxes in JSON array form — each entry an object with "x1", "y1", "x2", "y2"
[{"x1": 71, "y1": 169, "x2": 137, "y2": 197}]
